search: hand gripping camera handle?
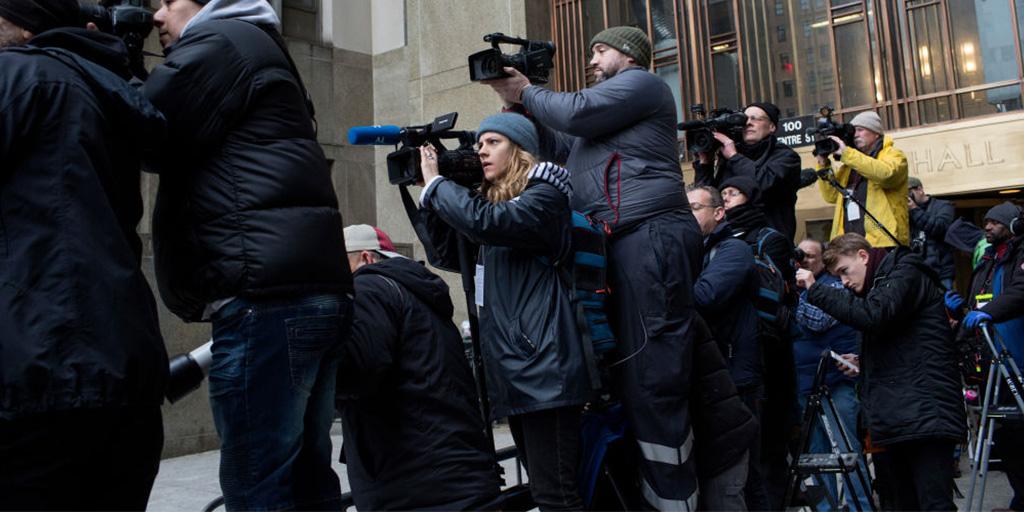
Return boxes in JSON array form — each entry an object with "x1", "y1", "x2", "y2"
[{"x1": 165, "y1": 340, "x2": 214, "y2": 404}]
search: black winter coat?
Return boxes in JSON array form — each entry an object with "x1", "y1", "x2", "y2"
[
  {"x1": 695, "y1": 138, "x2": 802, "y2": 240},
  {"x1": 337, "y1": 257, "x2": 501, "y2": 510},
  {"x1": 0, "y1": 29, "x2": 168, "y2": 418},
  {"x1": 694, "y1": 222, "x2": 762, "y2": 388},
  {"x1": 968, "y1": 235, "x2": 1024, "y2": 323},
  {"x1": 690, "y1": 314, "x2": 758, "y2": 478},
  {"x1": 808, "y1": 248, "x2": 966, "y2": 446},
  {"x1": 421, "y1": 171, "x2": 591, "y2": 418},
  {"x1": 143, "y1": 20, "x2": 351, "y2": 321},
  {"x1": 910, "y1": 197, "x2": 956, "y2": 281}
]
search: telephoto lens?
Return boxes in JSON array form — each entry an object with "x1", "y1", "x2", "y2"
[{"x1": 165, "y1": 340, "x2": 213, "y2": 403}]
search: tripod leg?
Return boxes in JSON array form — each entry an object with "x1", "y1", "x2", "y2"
[
  {"x1": 967, "y1": 358, "x2": 999, "y2": 508},
  {"x1": 978, "y1": 416, "x2": 998, "y2": 510}
]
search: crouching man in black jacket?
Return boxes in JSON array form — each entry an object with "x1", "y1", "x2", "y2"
[
  {"x1": 805, "y1": 233, "x2": 965, "y2": 511},
  {"x1": 0, "y1": 1, "x2": 168, "y2": 508},
  {"x1": 336, "y1": 225, "x2": 501, "y2": 511},
  {"x1": 143, "y1": 0, "x2": 352, "y2": 509}
]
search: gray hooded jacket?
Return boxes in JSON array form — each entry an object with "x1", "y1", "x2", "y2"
[{"x1": 522, "y1": 66, "x2": 686, "y2": 232}]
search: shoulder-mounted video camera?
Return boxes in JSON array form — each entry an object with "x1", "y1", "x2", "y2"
[
  {"x1": 468, "y1": 33, "x2": 556, "y2": 85},
  {"x1": 807, "y1": 106, "x2": 856, "y2": 158},
  {"x1": 79, "y1": 0, "x2": 153, "y2": 79},
  {"x1": 347, "y1": 112, "x2": 483, "y2": 189},
  {"x1": 678, "y1": 104, "x2": 747, "y2": 154}
]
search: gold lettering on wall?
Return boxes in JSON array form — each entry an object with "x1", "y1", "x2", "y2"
[{"x1": 909, "y1": 140, "x2": 1003, "y2": 174}]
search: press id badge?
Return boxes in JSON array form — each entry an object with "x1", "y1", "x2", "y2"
[
  {"x1": 474, "y1": 264, "x2": 485, "y2": 308},
  {"x1": 975, "y1": 293, "x2": 993, "y2": 310},
  {"x1": 845, "y1": 196, "x2": 861, "y2": 222}
]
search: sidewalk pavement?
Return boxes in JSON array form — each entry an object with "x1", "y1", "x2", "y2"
[{"x1": 148, "y1": 422, "x2": 523, "y2": 512}]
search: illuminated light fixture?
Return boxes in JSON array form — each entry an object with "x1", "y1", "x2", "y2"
[
  {"x1": 999, "y1": 189, "x2": 1021, "y2": 194},
  {"x1": 919, "y1": 45, "x2": 932, "y2": 77},
  {"x1": 832, "y1": 13, "x2": 863, "y2": 24},
  {"x1": 874, "y1": 71, "x2": 883, "y2": 102},
  {"x1": 962, "y1": 42, "x2": 977, "y2": 73},
  {"x1": 811, "y1": 20, "x2": 830, "y2": 28},
  {"x1": 712, "y1": 43, "x2": 731, "y2": 51}
]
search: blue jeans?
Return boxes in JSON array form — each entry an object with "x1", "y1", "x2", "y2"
[
  {"x1": 209, "y1": 293, "x2": 351, "y2": 511},
  {"x1": 798, "y1": 382, "x2": 873, "y2": 512}
]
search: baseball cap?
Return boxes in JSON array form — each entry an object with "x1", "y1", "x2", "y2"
[{"x1": 343, "y1": 224, "x2": 404, "y2": 259}]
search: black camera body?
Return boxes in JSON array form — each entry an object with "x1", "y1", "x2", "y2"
[
  {"x1": 678, "y1": 104, "x2": 747, "y2": 154},
  {"x1": 807, "y1": 106, "x2": 856, "y2": 158},
  {"x1": 468, "y1": 33, "x2": 556, "y2": 84},
  {"x1": 387, "y1": 113, "x2": 484, "y2": 189},
  {"x1": 79, "y1": 0, "x2": 153, "y2": 79}
]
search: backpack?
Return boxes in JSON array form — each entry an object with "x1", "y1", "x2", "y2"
[
  {"x1": 748, "y1": 228, "x2": 792, "y2": 343},
  {"x1": 560, "y1": 211, "x2": 617, "y2": 392}
]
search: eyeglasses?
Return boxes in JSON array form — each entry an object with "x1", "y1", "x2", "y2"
[
  {"x1": 721, "y1": 189, "x2": 744, "y2": 198},
  {"x1": 746, "y1": 114, "x2": 770, "y2": 123}
]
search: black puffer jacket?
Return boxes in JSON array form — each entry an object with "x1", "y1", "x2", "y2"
[
  {"x1": 421, "y1": 165, "x2": 592, "y2": 418},
  {"x1": 0, "y1": 29, "x2": 168, "y2": 418},
  {"x1": 808, "y1": 248, "x2": 966, "y2": 446},
  {"x1": 695, "y1": 137, "x2": 802, "y2": 240},
  {"x1": 337, "y1": 257, "x2": 500, "y2": 510},
  {"x1": 143, "y1": 19, "x2": 351, "y2": 321},
  {"x1": 909, "y1": 196, "x2": 956, "y2": 281}
]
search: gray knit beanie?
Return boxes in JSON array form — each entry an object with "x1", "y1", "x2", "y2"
[
  {"x1": 985, "y1": 202, "x2": 1022, "y2": 229},
  {"x1": 590, "y1": 26, "x2": 651, "y2": 69},
  {"x1": 850, "y1": 111, "x2": 884, "y2": 135},
  {"x1": 477, "y1": 113, "x2": 539, "y2": 156}
]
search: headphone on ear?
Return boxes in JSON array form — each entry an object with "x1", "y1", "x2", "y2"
[{"x1": 1011, "y1": 209, "x2": 1023, "y2": 236}]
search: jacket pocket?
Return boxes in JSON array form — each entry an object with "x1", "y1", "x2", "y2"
[{"x1": 510, "y1": 329, "x2": 539, "y2": 358}]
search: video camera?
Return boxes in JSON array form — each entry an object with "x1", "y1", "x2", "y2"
[
  {"x1": 347, "y1": 112, "x2": 483, "y2": 189},
  {"x1": 807, "y1": 106, "x2": 855, "y2": 158},
  {"x1": 678, "y1": 104, "x2": 747, "y2": 154},
  {"x1": 468, "y1": 33, "x2": 556, "y2": 84},
  {"x1": 79, "y1": 0, "x2": 153, "y2": 79}
]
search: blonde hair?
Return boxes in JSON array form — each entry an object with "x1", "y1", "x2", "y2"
[{"x1": 480, "y1": 144, "x2": 538, "y2": 203}]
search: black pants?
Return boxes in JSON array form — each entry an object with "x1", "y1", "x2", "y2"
[
  {"x1": 607, "y1": 211, "x2": 703, "y2": 511},
  {"x1": 0, "y1": 406, "x2": 163, "y2": 511},
  {"x1": 875, "y1": 438, "x2": 956, "y2": 511},
  {"x1": 509, "y1": 406, "x2": 583, "y2": 511},
  {"x1": 739, "y1": 386, "x2": 771, "y2": 511}
]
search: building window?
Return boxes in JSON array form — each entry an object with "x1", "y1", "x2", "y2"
[{"x1": 549, "y1": 0, "x2": 1024, "y2": 131}]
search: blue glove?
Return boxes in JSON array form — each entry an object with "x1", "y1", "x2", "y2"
[
  {"x1": 964, "y1": 311, "x2": 992, "y2": 329},
  {"x1": 944, "y1": 290, "x2": 964, "y2": 311}
]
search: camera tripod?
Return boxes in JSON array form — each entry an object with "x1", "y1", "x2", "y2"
[
  {"x1": 784, "y1": 351, "x2": 876, "y2": 512},
  {"x1": 964, "y1": 322, "x2": 1024, "y2": 510}
]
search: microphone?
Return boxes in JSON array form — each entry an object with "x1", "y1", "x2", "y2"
[{"x1": 347, "y1": 125, "x2": 403, "y2": 145}]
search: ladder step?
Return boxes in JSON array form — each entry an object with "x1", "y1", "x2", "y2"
[{"x1": 796, "y1": 453, "x2": 860, "y2": 473}]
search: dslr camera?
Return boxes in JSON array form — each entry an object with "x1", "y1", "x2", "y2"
[
  {"x1": 678, "y1": 104, "x2": 747, "y2": 154},
  {"x1": 468, "y1": 33, "x2": 556, "y2": 84},
  {"x1": 80, "y1": 0, "x2": 153, "y2": 78},
  {"x1": 347, "y1": 112, "x2": 483, "y2": 189},
  {"x1": 807, "y1": 106, "x2": 856, "y2": 158}
]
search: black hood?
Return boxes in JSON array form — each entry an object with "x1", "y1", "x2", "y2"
[
  {"x1": 21, "y1": 28, "x2": 165, "y2": 149},
  {"x1": 355, "y1": 257, "x2": 454, "y2": 318},
  {"x1": 30, "y1": 28, "x2": 132, "y2": 80}
]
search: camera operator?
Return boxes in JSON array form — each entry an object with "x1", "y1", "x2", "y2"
[
  {"x1": 945, "y1": 202, "x2": 1024, "y2": 511},
  {"x1": 418, "y1": 113, "x2": 590, "y2": 511},
  {"x1": 806, "y1": 233, "x2": 965, "y2": 511},
  {"x1": 908, "y1": 177, "x2": 956, "y2": 289},
  {"x1": 142, "y1": 1, "x2": 353, "y2": 509},
  {"x1": 687, "y1": 184, "x2": 763, "y2": 511},
  {"x1": 335, "y1": 225, "x2": 502, "y2": 511},
  {"x1": 0, "y1": 0, "x2": 168, "y2": 508},
  {"x1": 693, "y1": 102, "x2": 802, "y2": 240},
  {"x1": 484, "y1": 26, "x2": 703, "y2": 509},
  {"x1": 815, "y1": 111, "x2": 909, "y2": 247},
  {"x1": 792, "y1": 239, "x2": 871, "y2": 512}
]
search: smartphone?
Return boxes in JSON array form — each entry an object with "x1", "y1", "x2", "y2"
[{"x1": 830, "y1": 350, "x2": 859, "y2": 373}]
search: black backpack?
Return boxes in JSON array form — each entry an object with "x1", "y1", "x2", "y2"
[{"x1": 749, "y1": 228, "x2": 792, "y2": 343}]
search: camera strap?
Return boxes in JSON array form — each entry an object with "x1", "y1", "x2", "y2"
[{"x1": 398, "y1": 184, "x2": 443, "y2": 265}]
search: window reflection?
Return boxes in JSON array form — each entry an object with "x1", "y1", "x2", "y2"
[
  {"x1": 909, "y1": 5, "x2": 950, "y2": 94},
  {"x1": 708, "y1": 0, "x2": 734, "y2": 36},
  {"x1": 949, "y1": 0, "x2": 1017, "y2": 87},
  {"x1": 835, "y1": 21, "x2": 874, "y2": 107},
  {"x1": 607, "y1": 0, "x2": 648, "y2": 33},
  {"x1": 713, "y1": 51, "x2": 740, "y2": 108}
]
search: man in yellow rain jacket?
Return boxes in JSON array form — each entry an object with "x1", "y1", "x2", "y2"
[{"x1": 815, "y1": 111, "x2": 908, "y2": 247}]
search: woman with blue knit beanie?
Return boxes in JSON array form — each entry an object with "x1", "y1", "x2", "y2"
[{"x1": 418, "y1": 112, "x2": 591, "y2": 511}]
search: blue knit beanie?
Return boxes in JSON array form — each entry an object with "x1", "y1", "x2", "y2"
[{"x1": 476, "y1": 113, "x2": 539, "y2": 156}]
